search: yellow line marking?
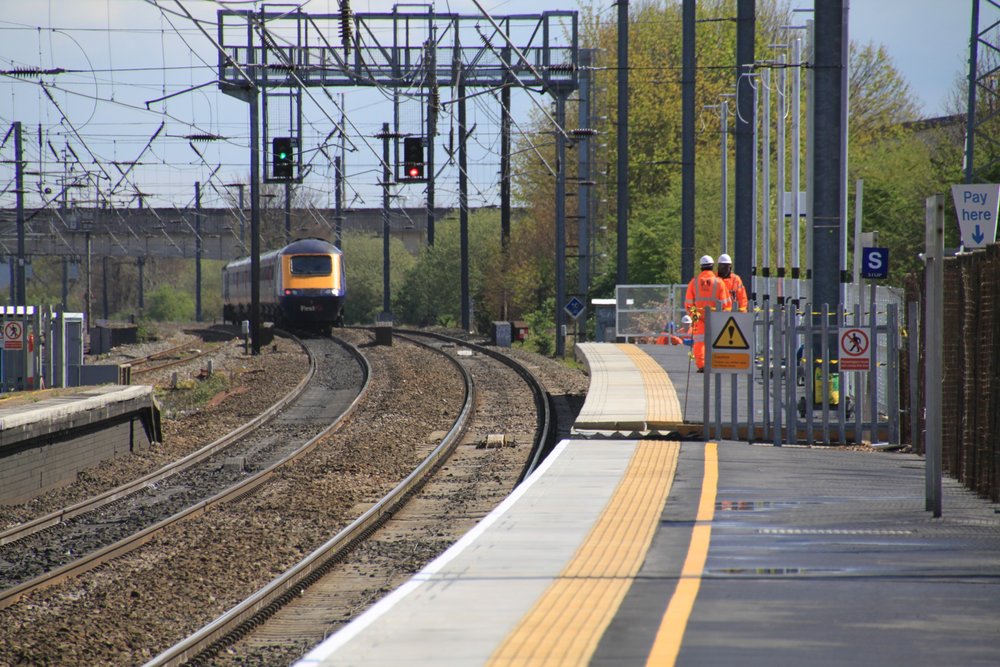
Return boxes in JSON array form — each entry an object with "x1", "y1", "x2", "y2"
[
  {"x1": 646, "y1": 442, "x2": 718, "y2": 666},
  {"x1": 619, "y1": 345, "x2": 683, "y2": 424},
  {"x1": 487, "y1": 441, "x2": 680, "y2": 666}
]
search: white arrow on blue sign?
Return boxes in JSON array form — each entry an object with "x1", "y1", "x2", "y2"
[
  {"x1": 564, "y1": 296, "x2": 585, "y2": 320},
  {"x1": 951, "y1": 183, "x2": 999, "y2": 249}
]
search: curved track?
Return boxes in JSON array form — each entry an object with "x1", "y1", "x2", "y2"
[
  {"x1": 0, "y1": 335, "x2": 367, "y2": 610},
  {"x1": 144, "y1": 329, "x2": 553, "y2": 667}
]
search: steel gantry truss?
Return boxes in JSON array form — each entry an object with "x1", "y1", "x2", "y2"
[
  {"x1": 216, "y1": 5, "x2": 580, "y2": 350},
  {"x1": 965, "y1": 0, "x2": 1000, "y2": 183}
]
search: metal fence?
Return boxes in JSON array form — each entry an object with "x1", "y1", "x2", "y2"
[
  {"x1": 615, "y1": 283, "x2": 904, "y2": 445},
  {"x1": 615, "y1": 284, "x2": 688, "y2": 340}
]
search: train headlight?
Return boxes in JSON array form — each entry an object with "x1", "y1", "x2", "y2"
[{"x1": 284, "y1": 289, "x2": 298, "y2": 296}]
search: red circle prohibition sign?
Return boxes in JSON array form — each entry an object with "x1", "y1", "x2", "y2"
[
  {"x1": 4, "y1": 322, "x2": 21, "y2": 340},
  {"x1": 841, "y1": 328, "x2": 869, "y2": 357}
]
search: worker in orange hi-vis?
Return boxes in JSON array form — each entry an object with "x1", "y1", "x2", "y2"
[
  {"x1": 655, "y1": 316, "x2": 689, "y2": 346},
  {"x1": 685, "y1": 255, "x2": 733, "y2": 372},
  {"x1": 716, "y1": 253, "x2": 748, "y2": 312}
]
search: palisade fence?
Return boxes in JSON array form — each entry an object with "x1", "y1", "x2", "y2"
[
  {"x1": 615, "y1": 283, "x2": 904, "y2": 446},
  {"x1": 905, "y1": 244, "x2": 1000, "y2": 502}
]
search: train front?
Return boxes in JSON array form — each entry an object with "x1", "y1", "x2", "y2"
[{"x1": 278, "y1": 239, "x2": 346, "y2": 331}]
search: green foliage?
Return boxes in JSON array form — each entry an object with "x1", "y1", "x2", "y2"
[
  {"x1": 850, "y1": 134, "x2": 943, "y2": 281},
  {"x1": 517, "y1": 297, "x2": 556, "y2": 356},
  {"x1": 340, "y1": 231, "x2": 416, "y2": 324},
  {"x1": 155, "y1": 372, "x2": 230, "y2": 417},
  {"x1": 145, "y1": 284, "x2": 195, "y2": 321},
  {"x1": 394, "y1": 211, "x2": 501, "y2": 330}
]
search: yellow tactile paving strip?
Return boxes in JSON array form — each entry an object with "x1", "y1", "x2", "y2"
[
  {"x1": 619, "y1": 344, "x2": 683, "y2": 425},
  {"x1": 573, "y1": 343, "x2": 684, "y2": 432},
  {"x1": 486, "y1": 440, "x2": 680, "y2": 666}
]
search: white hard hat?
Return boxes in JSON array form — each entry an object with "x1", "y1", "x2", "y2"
[
  {"x1": 699, "y1": 254, "x2": 714, "y2": 266},
  {"x1": 718, "y1": 253, "x2": 733, "y2": 264},
  {"x1": 681, "y1": 315, "x2": 692, "y2": 324}
]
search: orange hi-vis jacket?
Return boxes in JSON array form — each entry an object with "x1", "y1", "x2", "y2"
[
  {"x1": 722, "y1": 272, "x2": 749, "y2": 312},
  {"x1": 685, "y1": 270, "x2": 732, "y2": 324},
  {"x1": 686, "y1": 270, "x2": 732, "y2": 369}
]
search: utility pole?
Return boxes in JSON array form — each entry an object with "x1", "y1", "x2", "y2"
[
  {"x1": 681, "y1": 0, "x2": 696, "y2": 284},
  {"x1": 500, "y1": 54, "x2": 512, "y2": 321},
  {"x1": 284, "y1": 181, "x2": 292, "y2": 244},
  {"x1": 334, "y1": 156, "x2": 343, "y2": 249},
  {"x1": 459, "y1": 75, "x2": 471, "y2": 331},
  {"x1": 616, "y1": 0, "x2": 629, "y2": 285},
  {"x1": 250, "y1": 84, "x2": 262, "y2": 355},
  {"x1": 195, "y1": 181, "x2": 203, "y2": 322},
  {"x1": 720, "y1": 100, "x2": 729, "y2": 253},
  {"x1": 812, "y1": 1, "x2": 846, "y2": 361},
  {"x1": 379, "y1": 122, "x2": 392, "y2": 318},
  {"x1": 14, "y1": 121, "x2": 26, "y2": 307},
  {"x1": 555, "y1": 92, "x2": 568, "y2": 357},
  {"x1": 426, "y1": 37, "x2": 438, "y2": 247},
  {"x1": 734, "y1": 0, "x2": 756, "y2": 286}
]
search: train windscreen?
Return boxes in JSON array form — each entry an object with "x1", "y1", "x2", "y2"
[{"x1": 290, "y1": 255, "x2": 332, "y2": 276}]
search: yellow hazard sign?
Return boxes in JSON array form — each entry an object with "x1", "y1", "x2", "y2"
[{"x1": 712, "y1": 315, "x2": 750, "y2": 350}]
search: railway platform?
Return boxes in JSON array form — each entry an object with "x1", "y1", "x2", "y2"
[
  {"x1": 0, "y1": 385, "x2": 161, "y2": 504},
  {"x1": 296, "y1": 343, "x2": 1000, "y2": 667}
]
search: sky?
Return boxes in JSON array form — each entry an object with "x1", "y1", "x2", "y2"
[{"x1": 0, "y1": 0, "x2": 979, "y2": 213}]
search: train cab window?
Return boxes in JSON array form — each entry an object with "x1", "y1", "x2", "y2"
[{"x1": 290, "y1": 255, "x2": 332, "y2": 276}]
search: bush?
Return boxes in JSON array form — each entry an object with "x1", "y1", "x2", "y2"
[{"x1": 145, "y1": 284, "x2": 195, "y2": 321}]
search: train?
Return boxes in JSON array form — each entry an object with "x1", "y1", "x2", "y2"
[{"x1": 222, "y1": 237, "x2": 346, "y2": 334}]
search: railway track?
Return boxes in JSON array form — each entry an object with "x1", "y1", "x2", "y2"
[
  {"x1": 0, "y1": 328, "x2": 580, "y2": 665},
  {"x1": 0, "y1": 334, "x2": 367, "y2": 611},
  {"x1": 143, "y1": 328, "x2": 553, "y2": 666}
]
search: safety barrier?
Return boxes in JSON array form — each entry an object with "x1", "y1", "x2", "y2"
[{"x1": 701, "y1": 295, "x2": 901, "y2": 446}]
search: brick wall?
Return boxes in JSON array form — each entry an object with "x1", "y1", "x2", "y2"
[{"x1": 0, "y1": 413, "x2": 154, "y2": 505}]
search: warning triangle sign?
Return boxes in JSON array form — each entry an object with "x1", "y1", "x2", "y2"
[{"x1": 712, "y1": 316, "x2": 750, "y2": 349}]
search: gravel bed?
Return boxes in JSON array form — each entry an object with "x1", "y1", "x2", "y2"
[
  {"x1": 0, "y1": 326, "x2": 308, "y2": 531},
  {"x1": 0, "y1": 330, "x2": 467, "y2": 665},
  {"x1": 0, "y1": 325, "x2": 590, "y2": 666}
]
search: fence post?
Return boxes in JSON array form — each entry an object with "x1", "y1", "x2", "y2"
[
  {"x1": 804, "y1": 303, "x2": 814, "y2": 443},
  {"x1": 821, "y1": 303, "x2": 831, "y2": 445},
  {"x1": 907, "y1": 300, "x2": 920, "y2": 450},
  {"x1": 869, "y1": 283, "x2": 879, "y2": 443},
  {"x1": 786, "y1": 304, "x2": 797, "y2": 444},
  {"x1": 763, "y1": 296, "x2": 771, "y2": 442},
  {"x1": 853, "y1": 303, "x2": 863, "y2": 443},
  {"x1": 773, "y1": 306, "x2": 783, "y2": 446},
  {"x1": 925, "y1": 194, "x2": 944, "y2": 517},
  {"x1": 887, "y1": 303, "x2": 900, "y2": 445}
]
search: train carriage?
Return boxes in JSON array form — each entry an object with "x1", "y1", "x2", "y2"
[{"x1": 222, "y1": 238, "x2": 345, "y2": 334}]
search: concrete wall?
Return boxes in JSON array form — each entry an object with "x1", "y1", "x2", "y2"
[
  {"x1": 0, "y1": 418, "x2": 152, "y2": 505},
  {"x1": 0, "y1": 386, "x2": 160, "y2": 505}
]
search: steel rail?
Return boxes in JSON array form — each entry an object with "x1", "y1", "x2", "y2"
[
  {"x1": 0, "y1": 335, "x2": 368, "y2": 612},
  {"x1": 0, "y1": 332, "x2": 315, "y2": 549},
  {"x1": 396, "y1": 328, "x2": 554, "y2": 482},
  {"x1": 143, "y1": 331, "x2": 480, "y2": 667}
]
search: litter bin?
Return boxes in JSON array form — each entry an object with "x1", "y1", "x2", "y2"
[{"x1": 813, "y1": 360, "x2": 840, "y2": 407}]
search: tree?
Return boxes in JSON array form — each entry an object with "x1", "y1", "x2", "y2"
[
  {"x1": 395, "y1": 211, "x2": 501, "y2": 330},
  {"x1": 340, "y1": 231, "x2": 416, "y2": 325},
  {"x1": 145, "y1": 283, "x2": 195, "y2": 321}
]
